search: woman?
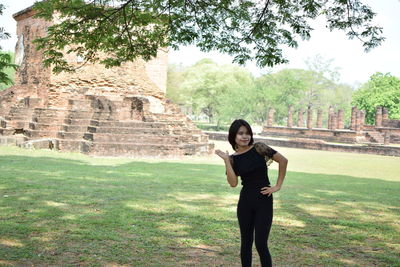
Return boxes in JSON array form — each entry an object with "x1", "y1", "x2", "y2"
[{"x1": 215, "y1": 119, "x2": 288, "y2": 267}]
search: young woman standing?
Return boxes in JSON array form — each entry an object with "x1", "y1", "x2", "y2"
[{"x1": 215, "y1": 119, "x2": 288, "y2": 267}]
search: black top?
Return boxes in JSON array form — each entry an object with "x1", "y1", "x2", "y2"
[{"x1": 231, "y1": 143, "x2": 277, "y2": 187}]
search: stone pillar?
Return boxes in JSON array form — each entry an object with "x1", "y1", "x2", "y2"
[
  {"x1": 297, "y1": 109, "x2": 304, "y2": 127},
  {"x1": 316, "y1": 109, "x2": 323, "y2": 128},
  {"x1": 375, "y1": 106, "x2": 383, "y2": 127},
  {"x1": 306, "y1": 106, "x2": 313, "y2": 129},
  {"x1": 383, "y1": 107, "x2": 389, "y2": 120},
  {"x1": 328, "y1": 106, "x2": 334, "y2": 129},
  {"x1": 337, "y1": 109, "x2": 344, "y2": 129},
  {"x1": 267, "y1": 108, "x2": 275, "y2": 126},
  {"x1": 287, "y1": 106, "x2": 293, "y2": 127},
  {"x1": 358, "y1": 110, "x2": 365, "y2": 131},
  {"x1": 331, "y1": 112, "x2": 337, "y2": 130},
  {"x1": 350, "y1": 106, "x2": 357, "y2": 130},
  {"x1": 355, "y1": 110, "x2": 363, "y2": 132}
]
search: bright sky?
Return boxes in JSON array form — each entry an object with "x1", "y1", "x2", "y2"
[{"x1": 1, "y1": 0, "x2": 399, "y2": 86}]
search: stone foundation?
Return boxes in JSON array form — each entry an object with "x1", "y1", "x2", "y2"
[
  {"x1": 207, "y1": 131, "x2": 400, "y2": 157},
  {"x1": 261, "y1": 105, "x2": 400, "y2": 147},
  {"x1": 0, "y1": 5, "x2": 214, "y2": 157}
]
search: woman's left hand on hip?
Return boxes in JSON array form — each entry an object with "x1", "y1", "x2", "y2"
[{"x1": 260, "y1": 185, "x2": 281, "y2": 196}]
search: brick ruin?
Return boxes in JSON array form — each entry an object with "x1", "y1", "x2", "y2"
[
  {"x1": 0, "y1": 6, "x2": 214, "y2": 157},
  {"x1": 261, "y1": 105, "x2": 400, "y2": 145}
]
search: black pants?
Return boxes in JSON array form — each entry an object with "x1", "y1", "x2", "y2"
[{"x1": 237, "y1": 186, "x2": 273, "y2": 267}]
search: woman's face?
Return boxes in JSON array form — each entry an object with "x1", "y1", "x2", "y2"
[{"x1": 235, "y1": 125, "x2": 251, "y2": 148}]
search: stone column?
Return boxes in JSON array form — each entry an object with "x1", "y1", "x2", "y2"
[
  {"x1": 316, "y1": 109, "x2": 323, "y2": 128},
  {"x1": 359, "y1": 110, "x2": 365, "y2": 131},
  {"x1": 307, "y1": 106, "x2": 313, "y2": 129},
  {"x1": 267, "y1": 108, "x2": 275, "y2": 127},
  {"x1": 297, "y1": 109, "x2": 304, "y2": 127},
  {"x1": 350, "y1": 106, "x2": 357, "y2": 130},
  {"x1": 383, "y1": 107, "x2": 389, "y2": 120},
  {"x1": 331, "y1": 112, "x2": 337, "y2": 130},
  {"x1": 337, "y1": 109, "x2": 344, "y2": 129},
  {"x1": 355, "y1": 110, "x2": 364, "y2": 132},
  {"x1": 375, "y1": 106, "x2": 383, "y2": 127},
  {"x1": 287, "y1": 106, "x2": 293, "y2": 127},
  {"x1": 328, "y1": 106, "x2": 334, "y2": 129}
]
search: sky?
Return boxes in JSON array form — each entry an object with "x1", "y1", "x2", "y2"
[{"x1": 1, "y1": 0, "x2": 399, "y2": 86}]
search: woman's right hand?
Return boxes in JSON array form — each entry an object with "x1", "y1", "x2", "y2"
[{"x1": 215, "y1": 149, "x2": 230, "y2": 161}]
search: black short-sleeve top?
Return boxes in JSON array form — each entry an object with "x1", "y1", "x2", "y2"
[{"x1": 230, "y1": 142, "x2": 277, "y2": 186}]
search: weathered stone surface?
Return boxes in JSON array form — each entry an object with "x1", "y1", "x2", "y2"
[
  {"x1": 0, "y1": 6, "x2": 214, "y2": 157},
  {"x1": 287, "y1": 106, "x2": 293, "y2": 127},
  {"x1": 261, "y1": 105, "x2": 400, "y2": 148},
  {"x1": 207, "y1": 131, "x2": 400, "y2": 157}
]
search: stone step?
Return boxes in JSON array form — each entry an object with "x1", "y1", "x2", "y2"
[
  {"x1": 180, "y1": 142, "x2": 214, "y2": 155},
  {"x1": 171, "y1": 129, "x2": 203, "y2": 135},
  {"x1": 32, "y1": 108, "x2": 65, "y2": 116},
  {"x1": 64, "y1": 110, "x2": 121, "y2": 119},
  {"x1": 83, "y1": 132, "x2": 183, "y2": 143},
  {"x1": 56, "y1": 139, "x2": 90, "y2": 152},
  {"x1": 87, "y1": 126, "x2": 171, "y2": 135},
  {"x1": 61, "y1": 124, "x2": 89, "y2": 132},
  {"x1": 29, "y1": 122, "x2": 62, "y2": 131},
  {"x1": 5, "y1": 115, "x2": 29, "y2": 121},
  {"x1": 7, "y1": 121, "x2": 31, "y2": 129},
  {"x1": 64, "y1": 118, "x2": 93, "y2": 125},
  {"x1": 89, "y1": 120, "x2": 168, "y2": 128},
  {"x1": 367, "y1": 131, "x2": 384, "y2": 143},
  {"x1": 55, "y1": 140, "x2": 185, "y2": 156},
  {"x1": 32, "y1": 116, "x2": 65, "y2": 123},
  {"x1": 25, "y1": 130, "x2": 59, "y2": 139},
  {"x1": 64, "y1": 111, "x2": 95, "y2": 119},
  {"x1": 87, "y1": 142, "x2": 186, "y2": 156},
  {"x1": 0, "y1": 135, "x2": 28, "y2": 145},
  {"x1": 8, "y1": 107, "x2": 33, "y2": 115},
  {"x1": 190, "y1": 134, "x2": 209, "y2": 143},
  {"x1": 57, "y1": 131, "x2": 86, "y2": 140},
  {"x1": 0, "y1": 127, "x2": 15, "y2": 136},
  {"x1": 88, "y1": 142, "x2": 213, "y2": 156}
]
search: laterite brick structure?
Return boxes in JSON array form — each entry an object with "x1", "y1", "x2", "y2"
[
  {"x1": 0, "y1": 6, "x2": 214, "y2": 157},
  {"x1": 262, "y1": 106, "x2": 400, "y2": 145}
]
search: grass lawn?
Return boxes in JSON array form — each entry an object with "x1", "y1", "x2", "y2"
[{"x1": 0, "y1": 143, "x2": 399, "y2": 267}]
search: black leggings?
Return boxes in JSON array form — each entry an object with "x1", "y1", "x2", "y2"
[{"x1": 237, "y1": 186, "x2": 273, "y2": 267}]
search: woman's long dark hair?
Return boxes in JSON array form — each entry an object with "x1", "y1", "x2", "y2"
[{"x1": 228, "y1": 119, "x2": 254, "y2": 151}]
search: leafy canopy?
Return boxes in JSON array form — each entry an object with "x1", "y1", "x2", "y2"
[
  {"x1": 352, "y1": 73, "x2": 400, "y2": 124},
  {"x1": 0, "y1": 4, "x2": 18, "y2": 86},
  {"x1": 167, "y1": 57, "x2": 354, "y2": 126},
  {"x1": 33, "y1": 0, "x2": 385, "y2": 73}
]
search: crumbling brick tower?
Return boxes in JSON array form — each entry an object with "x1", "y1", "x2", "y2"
[{"x1": 0, "y1": 6, "x2": 214, "y2": 156}]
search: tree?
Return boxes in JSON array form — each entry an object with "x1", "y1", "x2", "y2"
[
  {"x1": 167, "y1": 59, "x2": 256, "y2": 124},
  {"x1": 0, "y1": 4, "x2": 18, "y2": 86},
  {"x1": 352, "y1": 73, "x2": 400, "y2": 124},
  {"x1": 255, "y1": 66, "x2": 353, "y2": 126},
  {"x1": 0, "y1": 52, "x2": 16, "y2": 91},
  {"x1": 33, "y1": 0, "x2": 384, "y2": 73}
]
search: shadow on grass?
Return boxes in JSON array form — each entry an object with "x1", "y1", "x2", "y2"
[{"x1": 0, "y1": 155, "x2": 399, "y2": 266}]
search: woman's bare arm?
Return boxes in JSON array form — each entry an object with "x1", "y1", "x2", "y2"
[
  {"x1": 260, "y1": 152, "x2": 288, "y2": 196},
  {"x1": 224, "y1": 157, "x2": 238, "y2": 187},
  {"x1": 272, "y1": 152, "x2": 288, "y2": 189},
  {"x1": 215, "y1": 150, "x2": 238, "y2": 187}
]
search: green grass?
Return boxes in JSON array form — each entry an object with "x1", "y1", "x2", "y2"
[{"x1": 0, "y1": 145, "x2": 399, "y2": 267}]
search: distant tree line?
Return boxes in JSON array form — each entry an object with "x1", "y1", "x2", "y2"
[
  {"x1": 167, "y1": 57, "x2": 355, "y2": 127},
  {"x1": 168, "y1": 58, "x2": 400, "y2": 128}
]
